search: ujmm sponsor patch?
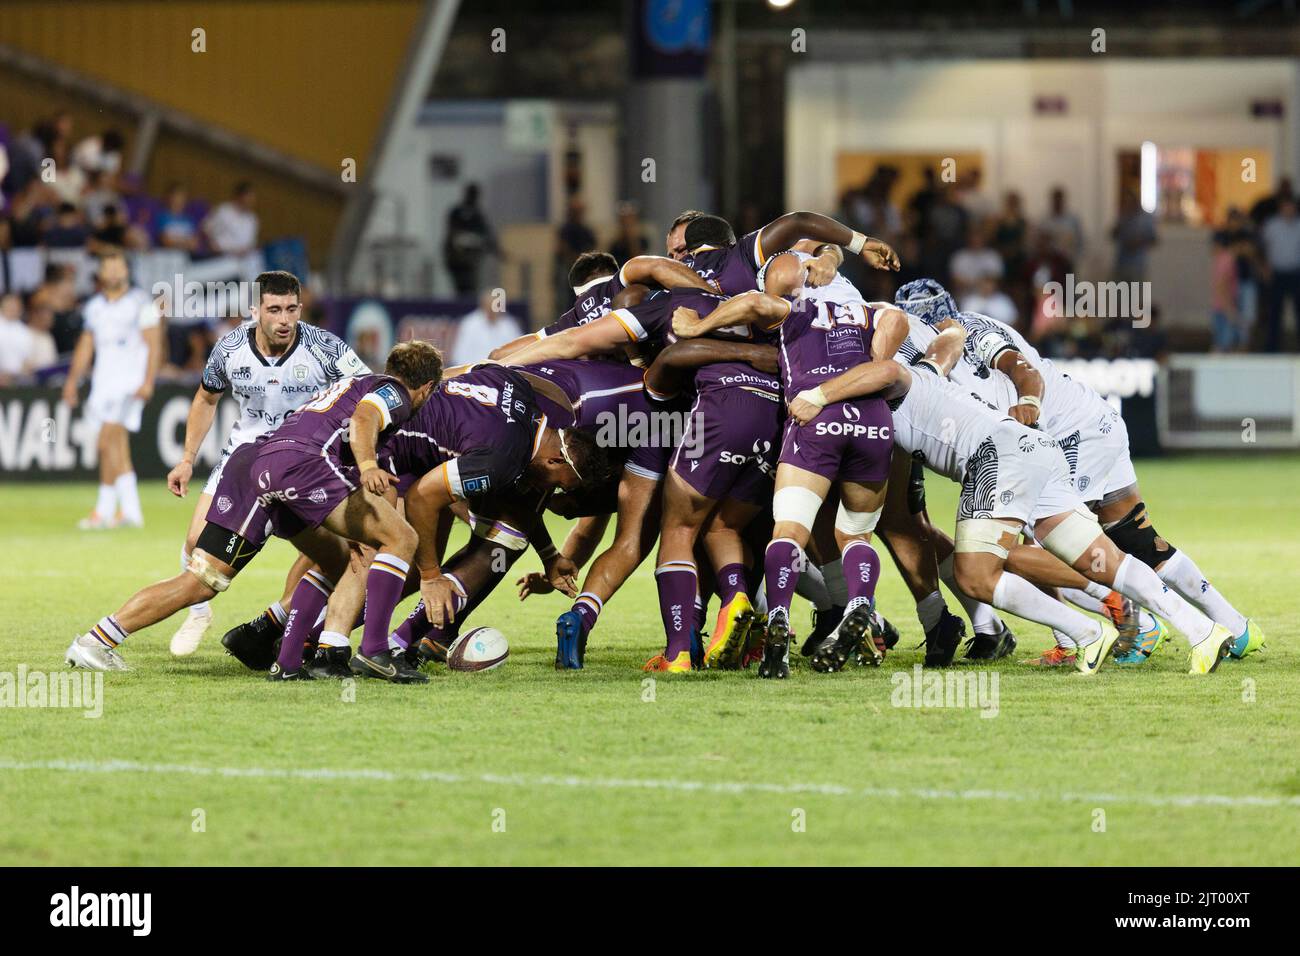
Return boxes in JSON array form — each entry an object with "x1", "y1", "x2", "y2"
[{"x1": 825, "y1": 327, "x2": 864, "y2": 356}]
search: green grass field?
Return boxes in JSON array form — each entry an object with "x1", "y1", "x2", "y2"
[{"x1": 1, "y1": 455, "x2": 1297, "y2": 866}]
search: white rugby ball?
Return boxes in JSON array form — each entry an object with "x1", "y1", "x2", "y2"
[{"x1": 447, "y1": 627, "x2": 509, "y2": 672}]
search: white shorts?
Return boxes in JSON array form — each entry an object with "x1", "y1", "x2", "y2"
[
  {"x1": 958, "y1": 421, "x2": 1081, "y2": 527},
  {"x1": 1054, "y1": 403, "x2": 1133, "y2": 503},
  {"x1": 84, "y1": 391, "x2": 145, "y2": 433},
  {"x1": 202, "y1": 446, "x2": 234, "y2": 496}
]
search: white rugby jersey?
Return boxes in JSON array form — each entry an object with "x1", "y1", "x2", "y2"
[
  {"x1": 893, "y1": 313, "x2": 1003, "y2": 409},
  {"x1": 890, "y1": 363, "x2": 1011, "y2": 483},
  {"x1": 952, "y1": 312, "x2": 1106, "y2": 436},
  {"x1": 201, "y1": 322, "x2": 369, "y2": 451},
  {"x1": 84, "y1": 287, "x2": 160, "y2": 396}
]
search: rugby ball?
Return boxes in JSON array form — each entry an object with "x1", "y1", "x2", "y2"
[{"x1": 447, "y1": 627, "x2": 509, "y2": 672}]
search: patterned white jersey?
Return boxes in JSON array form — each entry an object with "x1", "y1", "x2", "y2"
[
  {"x1": 84, "y1": 287, "x2": 160, "y2": 397},
  {"x1": 201, "y1": 322, "x2": 369, "y2": 452},
  {"x1": 893, "y1": 312, "x2": 1003, "y2": 408},
  {"x1": 949, "y1": 312, "x2": 1108, "y2": 438}
]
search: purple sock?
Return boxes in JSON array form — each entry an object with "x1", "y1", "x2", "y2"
[
  {"x1": 572, "y1": 593, "x2": 602, "y2": 637},
  {"x1": 277, "y1": 570, "x2": 334, "y2": 671},
  {"x1": 716, "y1": 562, "x2": 746, "y2": 605},
  {"x1": 654, "y1": 562, "x2": 697, "y2": 659},
  {"x1": 842, "y1": 540, "x2": 882, "y2": 609},
  {"x1": 391, "y1": 600, "x2": 434, "y2": 650},
  {"x1": 764, "y1": 539, "x2": 803, "y2": 617},
  {"x1": 360, "y1": 553, "x2": 411, "y2": 657}
]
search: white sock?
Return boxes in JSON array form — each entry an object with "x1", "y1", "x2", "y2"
[
  {"x1": 1052, "y1": 628, "x2": 1078, "y2": 650},
  {"x1": 796, "y1": 563, "x2": 833, "y2": 611},
  {"x1": 319, "y1": 630, "x2": 350, "y2": 648},
  {"x1": 180, "y1": 547, "x2": 210, "y2": 614},
  {"x1": 820, "y1": 559, "x2": 849, "y2": 606},
  {"x1": 95, "y1": 483, "x2": 117, "y2": 519},
  {"x1": 1113, "y1": 554, "x2": 1215, "y2": 647},
  {"x1": 1060, "y1": 586, "x2": 1106, "y2": 616},
  {"x1": 1137, "y1": 609, "x2": 1158, "y2": 633},
  {"x1": 268, "y1": 602, "x2": 288, "y2": 626},
  {"x1": 115, "y1": 471, "x2": 142, "y2": 523},
  {"x1": 916, "y1": 591, "x2": 945, "y2": 632},
  {"x1": 1156, "y1": 551, "x2": 1247, "y2": 636},
  {"x1": 939, "y1": 555, "x2": 1003, "y2": 636},
  {"x1": 1084, "y1": 580, "x2": 1110, "y2": 601},
  {"x1": 992, "y1": 571, "x2": 1102, "y2": 645}
]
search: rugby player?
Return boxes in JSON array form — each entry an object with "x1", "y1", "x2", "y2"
[
  {"x1": 786, "y1": 323, "x2": 1237, "y2": 675},
  {"x1": 671, "y1": 251, "x2": 909, "y2": 678},
  {"x1": 896, "y1": 279, "x2": 1264, "y2": 663},
  {"x1": 65, "y1": 342, "x2": 443, "y2": 677},
  {"x1": 61, "y1": 250, "x2": 161, "y2": 531},
  {"x1": 164, "y1": 270, "x2": 368, "y2": 656}
]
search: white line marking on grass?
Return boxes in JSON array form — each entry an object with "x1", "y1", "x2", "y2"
[{"x1": 2, "y1": 758, "x2": 1298, "y2": 809}]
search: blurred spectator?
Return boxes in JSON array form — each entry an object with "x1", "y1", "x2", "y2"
[
  {"x1": 1022, "y1": 229, "x2": 1071, "y2": 343},
  {"x1": 72, "y1": 128, "x2": 125, "y2": 178},
  {"x1": 444, "y1": 183, "x2": 495, "y2": 296},
  {"x1": 1249, "y1": 177, "x2": 1293, "y2": 228},
  {"x1": 993, "y1": 191, "x2": 1028, "y2": 278},
  {"x1": 1111, "y1": 189, "x2": 1158, "y2": 284},
  {"x1": 1261, "y1": 194, "x2": 1300, "y2": 352},
  {"x1": 81, "y1": 169, "x2": 121, "y2": 229},
  {"x1": 1210, "y1": 230, "x2": 1243, "y2": 353},
  {"x1": 924, "y1": 186, "x2": 968, "y2": 285},
  {"x1": 0, "y1": 292, "x2": 31, "y2": 382},
  {"x1": 608, "y1": 202, "x2": 649, "y2": 263},
  {"x1": 24, "y1": 303, "x2": 58, "y2": 370},
  {"x1": 32, "y1": 263, "x2": 81, "y2": 353},
  {"x1": 451, "y1": 290, "x2": 523, "y2": 365},
  {"x1": 948, "y1": 222, "x2": 1003, "y2": 295},
  {"x1": 44, "y1": 202, "x2": 90, "y2": 248},
  {"x1": 7, "y1": 181, "x2": 55, "y2": 246},
  {"x1": 1042, "y1": 186, "x2": 1084, "y2": 268},
  {"x1": 204, "y1": 181, "x2": 259, "y2": 255},
  {"x1": 954, "y1": 168, "x2": 994, "y2": 224},
  {"x1": 962, "y1": 275, "x2": 1019, "y2": 327},
  {"x1": 555, "y1": 196, "x2": 597, "y2": 309},
  {"x1": 1223, "y1": 206, "x2": 1262, "y2": 344},
  {"x1": 155, "y1": 183, "x2": 201, "y2": 253}
]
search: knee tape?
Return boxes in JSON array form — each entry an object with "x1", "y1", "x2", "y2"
[
  {"x1": 835, "y1": 501, "x2": 882, "y2": 536},
  {"x1": 1040, "y1": 506, "x2": 1102, "y2": 565},
  {"x1": 468, "y1": 513, "x2": 530, "y2": 552},
  {"x1": 187, "y1": 550, "x2": 233, "y2": 592},
  {"x1": 773, "y1": 485, "x2": 824, "y2": 531},
  {"x1": 1104, "y1": 500, "x2": 1175, "y2": 569},
  {"x1": 955, "y1": 518, "x2": 1013, "y2": 559}
]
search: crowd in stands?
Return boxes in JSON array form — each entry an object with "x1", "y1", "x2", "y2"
[{"x1": 0, "y1": 111, "x2": 275, "y2": 385}]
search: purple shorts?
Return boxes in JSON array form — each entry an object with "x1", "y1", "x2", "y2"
[
  {"x1": 207, "y1": 440, "x2": 357, "y2": 545},
  {"x1": 779, "y1": 396, "x2": 893, "y2": 484},
  {"x1": 670, "y1": 387, "x2": 781, "y2": 505}
]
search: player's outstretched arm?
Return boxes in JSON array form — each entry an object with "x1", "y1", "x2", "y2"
[
  {"x1": 644, "y1": 338, "x2": 779, "y2": 400},
  {"x1": 167, "y1": 387, "x2": 221, "y2": 497},
  {"x1": 489, "y1": 332, "x2": 542, "y2": 361},
  {"x1": 348, "y1": 402, "x2": 396, "y2": 496},
  {"x1": 788, "y1": 359, "x2": 910, "y2": 425},
  {"x1": 405, "y1": 466, "x2": 462, "y2": 626},
  {"x1": 871, "y1": 307, "x2": 910, "y2": 362},
  {"x1": 993, "y1": 349, "x2": 1045, "y2": 426},
  {"x1": 759, "y1": 211, "x2": 900, "y2": 272},
  {"x1": 502, "y1": 313, "x2": 631, "y2": 366},
  {"x1": 671, "y1": 290, "x2": 789, "y2": 339},
  {"x1": 621, "y1": 255, "x2": 715, "y2": 292},
  {"x1": 921, "y1": 324, "x2": 968, "y2": 376}
]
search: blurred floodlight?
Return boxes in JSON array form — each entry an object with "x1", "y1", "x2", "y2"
[
  {"x1": 767, "y1": 0, "x2": 797, "y2": 10},
  {"x1": 1140, "y1": 141, "x2": 1158, "y2": 214}
]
